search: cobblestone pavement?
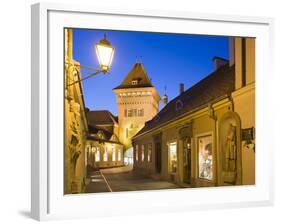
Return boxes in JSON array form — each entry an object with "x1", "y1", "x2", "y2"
[
  {"x1": 85, "y1": 165, "x2": 181, "y2": 193},
  {"x1": 84, "y1": 171, "x2": 111, "y2": 193}
]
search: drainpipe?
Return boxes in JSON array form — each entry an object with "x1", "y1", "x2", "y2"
[{"x1": 228, "y1": 94, "x2": 235, "y2": 112}]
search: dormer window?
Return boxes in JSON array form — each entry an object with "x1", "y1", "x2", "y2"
[
  {"x1": 132, "y1": 79, "x2": 139, "y2": 85},
  {"x1": 111, "y1": 134, "x2": 118, "y2": 142},
  {"x1": 97, "y1": 130, "x2": 105, "y2": 139},
  {"x1": 176, "y1": 100, "x2": 183, "y2": 111}
]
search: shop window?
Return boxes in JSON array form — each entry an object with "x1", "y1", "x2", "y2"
[
  {"x1": 141, "y1": 145, "x2": 145, "y2": 161},
  {"x1": 148, "y1": 143, "x2": 152, "y2": 162},
  {"x1": 198, "y1": 135, "x2": 213, "y2": 180},
  {"x1": 118, "y1": 149, "x2": 121, "y2": 161},
  {"x1": 103, "y1": 148, "x2": 108, "y2": 162},
  {"x1": 112, "y1": 148, "x2": 116, "y2": 161},
  {"x1": 168, "y1": 142, "x2": 177, "y2": 173},
  {"x1": 95, "y1": 148, "x2": 100, "y2": 162}
]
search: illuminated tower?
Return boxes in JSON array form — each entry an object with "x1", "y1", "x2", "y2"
[{"x1": 113, "y1": 63, "x2": 160, "y2": 152}]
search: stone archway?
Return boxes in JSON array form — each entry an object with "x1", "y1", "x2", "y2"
[{"x1": 218, "y1": 112, "x2": 242, "y2": 185}]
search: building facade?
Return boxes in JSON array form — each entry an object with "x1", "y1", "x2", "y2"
[
  {"x1": 85, "y1": 110, "x2": 124, "y2": 169},
  {"x1": 113, "y1": 63, "x2": 161, "y2": 163},
  {"x1": 132, "y1": 37, "x2": 255, "y2": 187},
  {"x1": 64, "y1": 29, "x2": 88, "y2": 194},
  {"x1": 231, "y1": 37, "x2": 255, "y2": 185}
]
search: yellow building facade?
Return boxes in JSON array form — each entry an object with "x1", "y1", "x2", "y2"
[
  {"x1": 132, "y1": 37, "x2": 255, "y2": 187},
  {"x1": 64, "y1": 29, "x2": 88, "y2": 194},
  {"x1": 232, "y1": 37, "x2": 255, "y2": 185},
  {"x1": 85, "y1": 110, "x2": 124, "y2": 169}
]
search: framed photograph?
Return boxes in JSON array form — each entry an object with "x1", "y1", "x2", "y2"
[{"x1": 31, "y1": 2, "x2": 274, "y2": 221}]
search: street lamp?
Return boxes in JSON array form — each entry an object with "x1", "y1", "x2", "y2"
[
  {"x1": 95, "y1": 34, "x2": 115, "y2": 73},
  {"x1": 67, "y1": 34, "x2": 115, "y2": 86}
]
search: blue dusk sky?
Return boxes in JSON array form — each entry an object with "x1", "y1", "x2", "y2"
[{"x1": 72, "y1": 29, "x2": 229, "y2": 116}]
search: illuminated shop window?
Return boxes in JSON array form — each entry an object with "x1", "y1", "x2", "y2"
[
  {"x1": 168, "y1": 142, "x2": 177, "y2": 173},
  {"x1": 103, "y1": 148, "x2": 108, "y2": 162},
  {"x1": 135, "y1": 145, "x2": 139, "y2": 161},
  {"x1": 112, "y1": 148, "x2": 116, "y2": 161},
  {"x1": 118, "y1": 149, "x2": 121, "y2": 161},
  {"x1": 198, "y1": 135, "x2": 213, "y2": 180},
  {"x1": 141, "y1": 145, "x2": 145, "y2": 161},
  {"x1": 148, "y1": 143, "x2": 152, "y2": 162},
  {"x1": 95, "y1": 148, "x2": 100, "y2": 162}
]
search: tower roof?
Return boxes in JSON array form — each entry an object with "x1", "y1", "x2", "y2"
[{"x1": 113, "y1": 63, "x2": 153, "y2": 90}]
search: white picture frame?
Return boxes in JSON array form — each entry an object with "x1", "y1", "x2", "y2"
[{"x1": 31, "y1": 2, "x2": 274, "y2": 221}]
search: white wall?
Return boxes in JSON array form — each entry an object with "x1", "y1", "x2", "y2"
[{"x1": 0, "y1": 0, "x2": 280, "y2": 223}]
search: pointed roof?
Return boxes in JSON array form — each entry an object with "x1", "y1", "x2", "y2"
[{"x1": 113, "y1": 63, "x2": 153, "y2": 90}]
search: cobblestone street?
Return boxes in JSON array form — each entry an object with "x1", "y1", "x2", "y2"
[{"x1": 85, "y1": 165, "x2": 180, "y2": 193}]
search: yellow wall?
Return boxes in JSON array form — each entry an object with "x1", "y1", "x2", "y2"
[
  {"x1": 233, "y1": 37, "x2": 255, "y2": 185},
  {"x1": 64, "y1": 29, "x2": 88, "y2": 194}
]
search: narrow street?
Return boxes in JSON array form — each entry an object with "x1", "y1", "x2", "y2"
[{"x1": 85, "y1": 165, "x2": 180, "y2": 193}]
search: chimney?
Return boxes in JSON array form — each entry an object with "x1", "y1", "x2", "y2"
[
  {"x1": 179, "y1": 83, "x2": 184, "y2": 95},
  {"x1": 213, "y1": 56, "x2": 228, "y2": 71},
  {"x1": 162, "y1": 94, "x2": 168, "y2": 106}
]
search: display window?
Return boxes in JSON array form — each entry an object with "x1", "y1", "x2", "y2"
[
  {"x1": 168, "y1": 142, "x2": 177, "y2": 173},
  {"x1": 198, "y1": 135, "x2": 213, "y2": 180}
]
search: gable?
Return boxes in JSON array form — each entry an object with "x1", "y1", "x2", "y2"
[{"x1": 113, "y1": 63, "x2": 153, "y2": 90}]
